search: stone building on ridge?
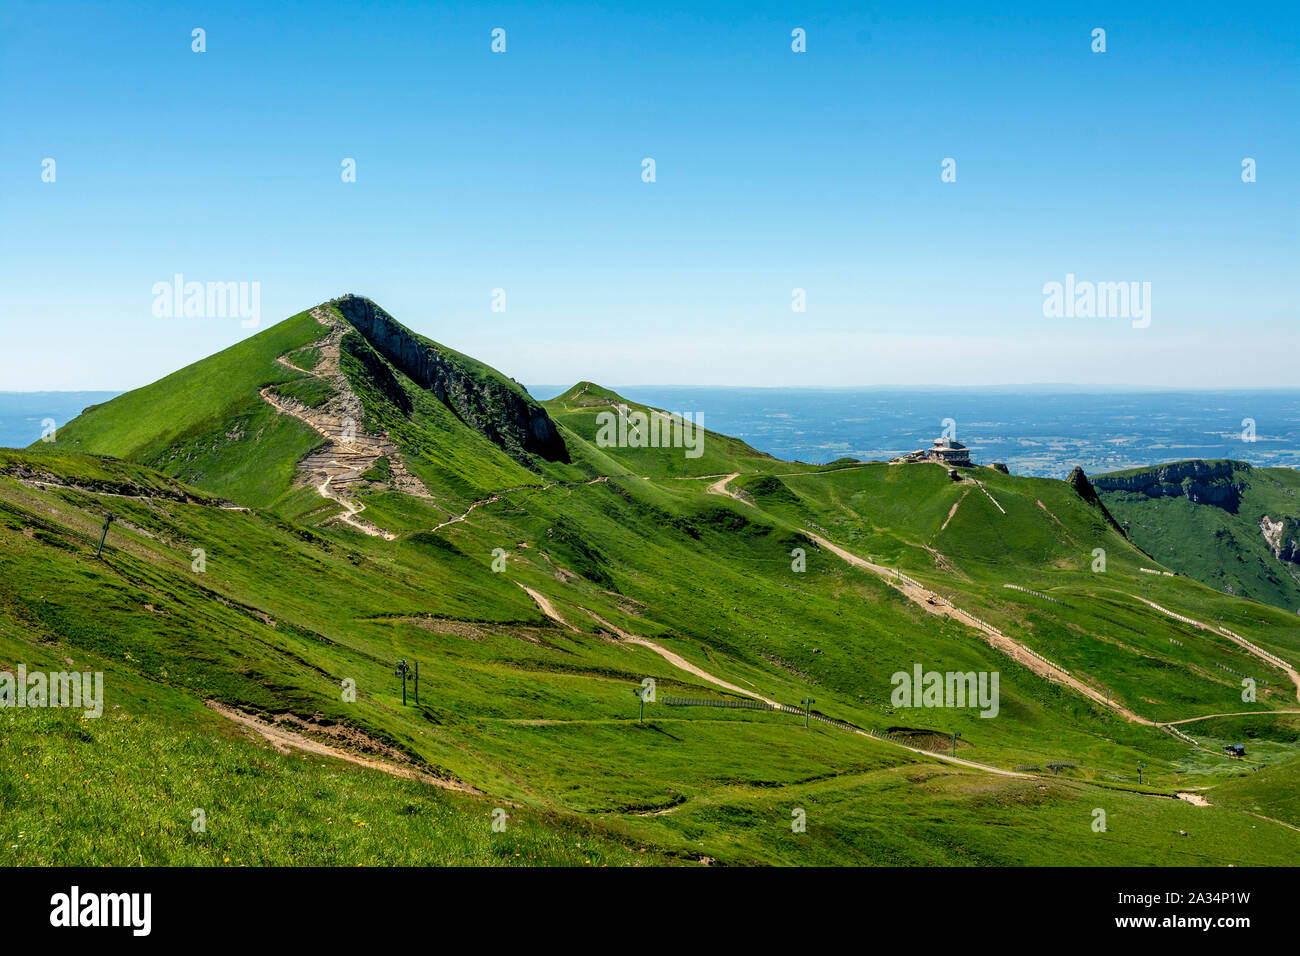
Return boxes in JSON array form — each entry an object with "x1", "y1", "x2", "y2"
[{"x1": 893, "y1": 435, "x2": 974, "y2": 467}]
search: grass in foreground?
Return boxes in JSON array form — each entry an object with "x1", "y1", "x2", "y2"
[{"x1": 0, "y1": 708, "x2": 667, "y2": 867}]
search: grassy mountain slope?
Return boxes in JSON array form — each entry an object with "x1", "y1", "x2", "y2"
[
  {"x1": 47, "y1": 310, "x2": 324, "y2": 462},
  {"x1": 5, "y1": 300, "x2": 1300, "y2": 866},
  {"x1": 40, "y1": 299, "x2": 581, "y2": 512}
]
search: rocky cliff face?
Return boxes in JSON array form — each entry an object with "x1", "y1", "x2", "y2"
[
  {"x1": 1090, "y1": 460, "x2": 1247, "y2": 512},
  {"x1": 1261, "y1": 514, "x2": 1300, "y2": 563},
  {"x1": 334, "y1": 295, "x2": 569, "y2": 464}
]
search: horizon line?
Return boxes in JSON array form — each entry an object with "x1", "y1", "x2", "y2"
[{"x1": 8, "y1": 383, "x2": 1300, "y2": 395}]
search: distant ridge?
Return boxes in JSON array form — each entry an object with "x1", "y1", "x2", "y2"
[{"x1": 1096, "y1": 459, "x2": 1300, "y2": 612}]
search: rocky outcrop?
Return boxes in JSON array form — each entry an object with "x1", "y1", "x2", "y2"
[
  {"x1": 1067, "y1": 466, "x2": 1101, "y2": 504},
  {"x1": 333, "y1": 295, "x2": 569, "y2": 464},
  {"x1": 1090, "y1": 460, "x2": 1247, "y2": 513},
  {"x1": 1261, "y1": 515, "x2": 1300, "y2": 564},
  {"x1": 1067, "y1": 466, "x2": 1127, "y2": 537}
]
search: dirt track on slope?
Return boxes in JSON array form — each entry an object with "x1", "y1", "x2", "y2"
[
  {"x1": 703, "y1": 473, "x2": 1150, "y2": 725},
  {"x1": 706, "y1": 473, "x2": 743, "y2": 499},
  {"x1": 518, "y1": 583, "x2": 580, "y2": 632},
  {"x1": 430, "y1": 475, "x2": 610, "y2": 535},
  {"x1": 1165, "y1": 709, "x2": 1300, "y2": 726},
  {"x1": 939, "y1": 490, "x2": 969, "y2": 532},
  {"x1": 707, "y1": 473, "x2": 1300, "y2": 736},
  {"x1": 583, "y1": 609, "x2": 782, "y2": 708},
  {"x1": 610, "y1": 609, "x2": 1028, "y2": 776},
  {"x1": 205, "y1": 700, "x2": 478, "y2": 793},
  {"x1": 433, "y1": 496, "x2": 500, "y2": 532},
  {"x1": 514, "y1": 586, "x2": 1029, "y2": 778},
  {"x1": 803, "y1": 529, "x2": 1153, "y2": 725}
]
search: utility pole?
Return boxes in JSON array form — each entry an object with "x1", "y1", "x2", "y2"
[
  {"x1": 394, "y1": 659, "x2": 414, "y2": 706},
  {"x1": 1137, "y1": 760, "x2": 1145, "y2": 785},
  {"x1": 951, "y1": 731, "x2": 961, "y2": 756},
  {"x1": 414, "y1": 660, "x2": 419, "y2": 706},
  {"x1": 95, "y1": 513, "x2": 114, "y2": 559},
  {"x1": 802, "y1": 696, "x2": 815, "y2": 728}
]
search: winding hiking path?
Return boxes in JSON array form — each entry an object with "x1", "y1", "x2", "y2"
[
  {"x1": 256, "y1": 306, "x2": 437, "y2": 539},
  {"x1": 433, "y1": 495, "x2": 500, "y2": 533},
  {"x1": 259, "y1": 381, "x2": 397, "y2": 539},
  {"x1": 585, "y1": 609, "x2": 782, "y2": 708},
  {"x1": 263, "y1": 313, "x2": 616, "y2": 541}
]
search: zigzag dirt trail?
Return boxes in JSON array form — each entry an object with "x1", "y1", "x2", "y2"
[
  {"x1": 258, "y1": 306, "x2": 436, "y2": 538},
  {"x1": 265, "y1": 310, "x2": 616, "y2": 541}
]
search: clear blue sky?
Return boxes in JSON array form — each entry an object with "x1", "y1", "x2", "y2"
[{"x1": 2, "y1": 0, "x2": 1296, "y2": 390}]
